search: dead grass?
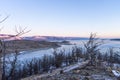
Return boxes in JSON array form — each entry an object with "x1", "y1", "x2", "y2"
[{"x1": 3, "y1": 40, "x2": 60, "y2": 54}]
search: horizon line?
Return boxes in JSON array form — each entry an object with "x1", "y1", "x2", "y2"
[{"x1": 0, "y1": 33, "x2": 120, "y2": 39}]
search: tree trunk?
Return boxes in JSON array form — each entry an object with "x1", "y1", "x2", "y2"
[
  {"x1": 0, "y1": 57, "x2": 2, "y2": 80},
  {"x1": 0, "y1": 71, "x2": 1, "y2": 80},
  {"x1": 0, "y1": 49, "x2": 2, "y2": 80}
]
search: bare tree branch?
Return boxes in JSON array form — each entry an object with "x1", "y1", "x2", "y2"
[
  {"x1": 15, "y1": 26, "x2": 31, "y2": 37},
  {"x1": 0, "y1": 15, "x2": 9, "y2": 23},
  {"x1": 0, "y1": 26, "x2": 4, "y2": 32},
  {"x1": 0, "y1": 26, "x2": 31, "y2": 40}
]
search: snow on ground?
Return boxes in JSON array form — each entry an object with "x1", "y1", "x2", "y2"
[
  {"x1": 63, "y1": 60, "x2": 89, "y2": 72},
  {"x1": 112, "y1": 70, "x2": 120, "y2": 77}
]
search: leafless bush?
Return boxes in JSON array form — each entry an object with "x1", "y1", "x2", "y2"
[
  {"x1": 52, "y1": 49, "x2": 65, "y2": 68},
  {"x1": 96, "y1": 48, "x2": 120, "y2": 66},
  {"x1": 41, "y1": 55, "x2": 53, "y2": 72},
  {"x1": 104, "y1": 48, "x2": 120, "y2": 64},
  {"x1": 84, "y1": 33, "x2": 103, "y2": 66},
  {"x1": 72, "y1": 46, "x2": 83, "y2": 62}
]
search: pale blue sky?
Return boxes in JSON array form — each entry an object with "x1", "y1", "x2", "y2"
[{"x1": 0, "y1": 0, "x2": 120, "y2": 38}]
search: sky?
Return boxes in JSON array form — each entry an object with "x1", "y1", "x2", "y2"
[{"x1": 0, "y1": 0, "x2": 120, "y2": 38}]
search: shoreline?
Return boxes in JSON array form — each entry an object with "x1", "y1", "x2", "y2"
[
  {"x1": 4, "y1": 40, "x2": 59, "y2": 54},
  {"x1": 6, "y1": 40, "x2": 72, "y2": 55}
]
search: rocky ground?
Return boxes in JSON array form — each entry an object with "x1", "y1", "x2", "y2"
[
  {"x1": 21, "y1": 61, "x2": 120, "y2": 80},
  {"x1": 39, "y1": 65, "x2": 117, "y2": 80}
]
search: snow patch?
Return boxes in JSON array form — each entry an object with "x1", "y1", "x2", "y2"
[{"x1": 112, "y1": 70, "x2": 120, "y2": 77}]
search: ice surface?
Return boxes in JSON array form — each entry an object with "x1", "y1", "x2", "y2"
[{"x1": 5, "y1": 40, "x2": 120, "y2": 62}]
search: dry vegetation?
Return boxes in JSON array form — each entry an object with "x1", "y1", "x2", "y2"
[
  {"x1": 4, "y1": 40, "x2": 61, "y2": 54},
  {"x1": 39, "y1": 66, "x2": 117, "y2": 80}
]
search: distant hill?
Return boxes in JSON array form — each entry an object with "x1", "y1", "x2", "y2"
[
  {"x1": 110, "y1": 38, "x2": 120, "y2": 41},
  {"x1": 23, "y1": 36, "x2": 88, "y2": 41},
  {"x1": 0, "y1": 34, "x2": 22, "y2": 41},
  {"x1": 0, "y1": 34, "x2": 88, "y2": 41}
]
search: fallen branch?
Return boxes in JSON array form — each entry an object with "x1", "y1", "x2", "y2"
[{"x1": 63, "y1": 60, "x2": 89, "y2": 72}]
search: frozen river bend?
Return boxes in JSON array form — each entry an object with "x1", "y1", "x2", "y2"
[{"x1": 7, "y1": 40, "x2": 120, "y2": 62}]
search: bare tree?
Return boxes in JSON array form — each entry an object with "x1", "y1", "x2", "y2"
[
  {"x1": 0, "y1": 15, "x2": 9, "y2": 23},
  {"x1": 6, "y1": 50, "x2": 18, "y2": 80},
  {"x1": 0, "y1": 12, "x2": 30, "y2": 80},
  {"x1": 0, "y1": 15, "x2": 9, "y2": 80},
  {"x1": 1, "y1": 27, "x2": 30, "y2": 80},
  {"x1": 84, "y1": 33, "x2": 102, "y2": 66}
]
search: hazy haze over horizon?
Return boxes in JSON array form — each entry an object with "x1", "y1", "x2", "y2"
[{"x1": 0, "y1": 0, "x2": 120, "y2": 38}]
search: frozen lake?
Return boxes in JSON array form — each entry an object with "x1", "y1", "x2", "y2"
[{"x1": 7, "y1": 40, "x2": 120, "y2": 62}]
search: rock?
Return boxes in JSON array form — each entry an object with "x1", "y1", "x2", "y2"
[
  {"x1": 101, "y1": 61, "x2": 109, "y2": 68},
  {"x1": 116, "y1": 68, "x2": 120, "y2": 72},
  {"x1": 86, "y1": 66, "x2": 94, "y2": 70},
  {"x1": 76, "y1": 70, "x2": 81, "y2": 73},
  {"x1": 91, "y1": 75, "x2": 105, "y2": 80},
  {"x1": 106, "y1": 67, "x2": 112, "y2": 72},
  {"x1": 73, "y1": 70, "x2": 81, "y2": 74},
  {"x1": 68, "y1": 76, "x2": 79, "y2": 80},
  {"x1": 84, "y1": 76, "x2": 91, "y2": 80},
  {"x1": 85, "y1": 71, "x2": 90, "y2": 76},
  {"x1": 117, "y1": 77, "x2": 120, "y2": 80},
  {"x1": 60, "y1": 70, "x2": 64, "y2": 74}
]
